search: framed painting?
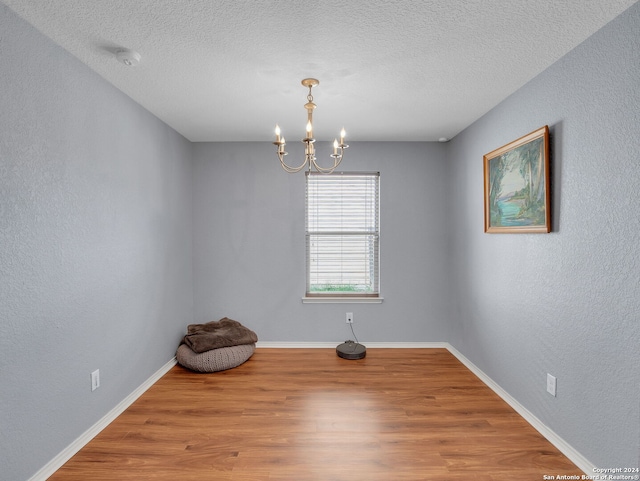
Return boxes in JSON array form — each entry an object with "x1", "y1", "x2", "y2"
[{"x1": 483, "y1": 125, "x2": 550, "y2": 233}]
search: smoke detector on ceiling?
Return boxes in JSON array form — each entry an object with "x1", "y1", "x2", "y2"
[{"x1": 115, "y1": 48, "x2": 141, "y2": 67}]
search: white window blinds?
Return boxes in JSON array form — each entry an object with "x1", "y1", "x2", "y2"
[{"x1": 306, "y1": 172, "x2": 380, "y2": 297}]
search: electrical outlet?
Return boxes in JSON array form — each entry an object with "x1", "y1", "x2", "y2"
[
  {"x1": 91, "y1": 369, "x2": 100, "y2": 392},
  {"x1": 546, "y1": 373, "x2": 556, "y2": 397},
  {"x1": 346, "y1": 312, "x2": 353, "y2": 324}
]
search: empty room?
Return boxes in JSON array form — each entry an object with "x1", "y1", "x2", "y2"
[{"x1": 1, "y1": 1, "x2": 639, "y2": 480}]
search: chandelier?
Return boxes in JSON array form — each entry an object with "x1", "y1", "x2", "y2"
[{"x1": 273, "y1": 78, "x2": 348, "y2": 174}]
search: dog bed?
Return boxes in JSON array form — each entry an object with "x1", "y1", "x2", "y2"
[{"x1": 176, "y1": 343, "x2": 255, "y2": 373}]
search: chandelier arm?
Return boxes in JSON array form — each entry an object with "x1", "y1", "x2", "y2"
[
  {"x1": 311, "y1": 150, "x2": 343, "y2": 174},
  {"x1": 278, "y1": 151, "x2": 310, "y2": 173}
]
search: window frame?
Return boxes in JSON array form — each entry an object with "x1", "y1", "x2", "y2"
[{"x1": 303, "y1": 171, "x2": 381, "y2": 302}]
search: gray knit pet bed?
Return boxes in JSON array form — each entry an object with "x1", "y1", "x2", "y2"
[{"x1": 176, "y1": 343, "x2": 255, "y2": 373}]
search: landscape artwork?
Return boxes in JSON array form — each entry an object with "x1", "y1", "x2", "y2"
[{"x1": 483, "y1": 126, "x2": 551, "y2": 233}]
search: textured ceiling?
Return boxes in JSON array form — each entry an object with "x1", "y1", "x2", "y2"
[{"x1": 2, "y1": 0, "x2": 637, "y2": 142}]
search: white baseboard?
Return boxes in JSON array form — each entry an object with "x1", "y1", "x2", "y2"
[
  {"x1": 445, "y1": 344, "x2": 595, "y2": 474},
  {"x1": 32, "y1": 344, "x2": 594, "y2": 479},
  {"x1": 28, "y1": 357, "x2": 177, "y2": 481},
  {"x1": 256, "y1": 341, "x2": 449, "y2": 348}
]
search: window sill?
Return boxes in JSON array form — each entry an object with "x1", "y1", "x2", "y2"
[{"x1": 302, "y1": 297, "x2": 384, "y2": 304}]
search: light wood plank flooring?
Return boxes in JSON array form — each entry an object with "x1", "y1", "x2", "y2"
[{"x1": 49, "y1": 348, "x2": 582, "y2": 480}]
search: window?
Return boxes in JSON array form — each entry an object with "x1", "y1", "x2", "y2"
[{"x1": 305, "y1": 172, "x2": 380, "y2": 298}]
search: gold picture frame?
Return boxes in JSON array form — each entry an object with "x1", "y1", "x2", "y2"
[{"x1": 483, "y1": 126, "x2": 550, "y2": 233}]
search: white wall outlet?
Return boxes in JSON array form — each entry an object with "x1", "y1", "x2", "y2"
[
  {"x1": 546, "y1": 373, "x2": 556, "y2": 397},
  {"x1": 346, "y1": 312, "x2": 353, "y2": 324},
  {"x1": 91, "y1": 369, "x2": 100, "y2": 392}
]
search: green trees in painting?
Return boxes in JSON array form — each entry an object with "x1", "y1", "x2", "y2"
[
  {"x1": 488, "y1": 156, "x2": 507, "y2": 224},
  {"x1": 488, "y1": 137, "x2": 546, "y2": 227}
]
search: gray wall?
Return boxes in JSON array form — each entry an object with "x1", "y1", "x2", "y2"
[
  {"x1": 192, "y1": 141, "x2": 451, "y2": 342},
  {"x1": 0, "y1": 5, "x2": 194, "y2": 481},
  {"x1": 446, "y1": 2, "x2": 640, "y2": 468}
]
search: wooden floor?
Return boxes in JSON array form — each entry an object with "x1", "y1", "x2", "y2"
[{"x1": 49, "y1": 349, "x2": 582, "y2": 480}]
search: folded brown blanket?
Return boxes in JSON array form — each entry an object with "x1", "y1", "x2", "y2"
[{"x1": 182, "y1": 317, "x2": 258, "y2": 353}]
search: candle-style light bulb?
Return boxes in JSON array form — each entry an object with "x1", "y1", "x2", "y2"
[
  {"x1": 340, "y1": 127, "x2": 346, "y2": 145},
  {"x1": 333, "y1": 139, "x2": 339, "y2": 155},
  {"x1": 279, "y1": 136, "x2": 286, "y2": 153},
  {"x1": 306, "y1": 120, "x2": 313, "y2": 139},
  {"x1": 275, "y1": 124, "x2": 281, "y2": 143}
]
